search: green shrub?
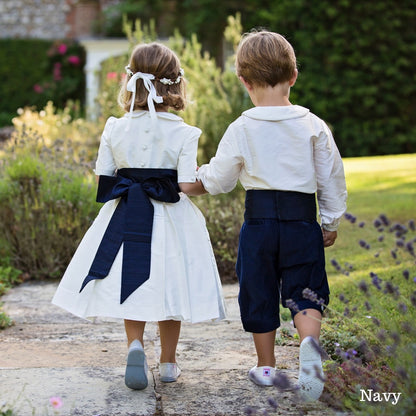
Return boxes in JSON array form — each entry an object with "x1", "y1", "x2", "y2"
[
  {"x1": 257, "y1": 0, "x2": 416, "y2": 157},
  {"x1": 194, "y1": 192, "x2": 244, "y2": 283},
  {"x1": 0, "y1": 106, "x2": 101, "y2": 280},
  {"x1": 0, "y1": 39, "x2": 85, "y2": 127}
]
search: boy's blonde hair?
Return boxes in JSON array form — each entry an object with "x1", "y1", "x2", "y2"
[
  {"x1": 236, "y1": 31, "x2": 297, "y2": 88},
  {"x1": 118, "y1": 42, "x2": 186, "y2": 112}
]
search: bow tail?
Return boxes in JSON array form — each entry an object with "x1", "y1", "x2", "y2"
[
  {"x1": 120, "y1": 183, "x2": 154, "y2": 303},
  {"x1": 80, "y1": 200, "x2": 126, "y2": 293}
]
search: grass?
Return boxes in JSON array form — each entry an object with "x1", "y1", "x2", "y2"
[
  {"x1": 319, "y1": 154, "x2": 416, "y2": 414},
  {"x1": 326, "y1": 153, "x2": 415, "y2": 293}
]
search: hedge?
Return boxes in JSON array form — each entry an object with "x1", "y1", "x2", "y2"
[{"x1": 0, "y1": 39, "x2": 85, "y2": 127}]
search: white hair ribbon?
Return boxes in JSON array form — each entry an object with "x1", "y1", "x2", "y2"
[{"x1": 126, "y1": 70, "x2": 163, "y2": 131}]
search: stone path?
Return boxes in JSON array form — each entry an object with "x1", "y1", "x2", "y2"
[{"x1": 0, "y1": 282, "x2": 345, "y2": 416}]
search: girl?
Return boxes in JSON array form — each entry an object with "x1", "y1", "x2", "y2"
[{"x1": 52, "y1": 42, "x2": 226, "y2": 390}]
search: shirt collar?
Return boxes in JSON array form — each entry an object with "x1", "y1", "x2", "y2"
[
  {"x1": 126, "y1": 110, "x2": 183, "y2": 121},
  {"x1": 242, "y1": 105, "x2": 310, "y2": 121}
]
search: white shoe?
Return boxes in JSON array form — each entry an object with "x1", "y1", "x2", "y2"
[
  {"x1": 125, "y1": 340, "x2": 148, "y2": 390},
  {"x1": 298, "y1": 336, "x2": 325, "y2": 402},
  {"x1": 159, "y1": 362, "x2": 181, "y2": 382},
  {"x1": 248, "y1": 366, "x2": 276, "y2": 387}
]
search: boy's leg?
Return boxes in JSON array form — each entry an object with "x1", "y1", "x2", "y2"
[
  {"x1": 158, "y1": 320, "x2": 181, "y2": 363},
  {"x1": 293, "y1": 309, "x2": 322, "y2": 342},
  {"x1": 124, "y1": 319, "x2": 146, "y2": 347},
  {"x1": 252, "y1": 330, "x2": 277, "y2": 367}
]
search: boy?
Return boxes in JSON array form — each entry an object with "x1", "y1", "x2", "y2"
[{"x1": 187, "y1": 30, "x2": 347, "y2": 401}]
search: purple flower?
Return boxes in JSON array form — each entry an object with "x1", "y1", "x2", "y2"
[
  {"x1": 344, "y1": 212, "x2": 357, "y2": 223},
  {"x1": 273, "y1": 372, "x2": 294, "y2": 391},
  {"x1": 358, "y1": 221, "x2": 365, "y2": 228},
  {"x1": 373, "y1": 219, "x2": 382, "y2": 228},
  {"x1": 370, "y1": 272, "x2": 382, "y2": 290},
  {"x1": 403, "y1": 270, "x2": 410, "y2": 280},
  {"x1": 267, "y1": 397, "x2": 278, "y2": 409},
  {"x1": 358, "y1": 280, "x2": 369, "y2": 294},
  {"x1": 406, "y1": 242, "x2": 415, "y2": 256},
  {"x1": 379, "y1": 214, "x2": 390, "y2": 226},
  {"x1": 409, "y1": 219, "x2": 415, "y2": 231},
  {"x1": 359, "y1": 239, "x2": 370, "y2": 249},
  {"x1": 397, "y1": 302, "x2": 407, "y2": 313},
  {"x1": 302, "y1": 288, "x2": 318, "y2": 302},
  {"x1": 285, "y1": 299, "x2": 299, "y2": 313}
]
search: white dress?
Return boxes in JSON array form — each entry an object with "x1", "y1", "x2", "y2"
[{"x1": 52, "y1": 111, "x2": 226, "y2": 323}]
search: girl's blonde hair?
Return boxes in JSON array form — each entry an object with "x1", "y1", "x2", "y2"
[
  {"x1": 236, "y1": 30, "x2": 297, "y2": 88},
  {"x1": 118, "y1": 42, "x2": 186, "y2": 112}
]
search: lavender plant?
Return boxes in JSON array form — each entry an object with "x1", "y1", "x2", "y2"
[{"x1": 304, "y1": 212, "x2": 415, "y2": 415}]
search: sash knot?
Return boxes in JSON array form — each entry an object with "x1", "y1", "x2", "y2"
[{"x1": 80, "y1": 168, "x2": 180, "y2": 303}]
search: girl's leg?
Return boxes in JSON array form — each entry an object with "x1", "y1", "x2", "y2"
[
  {"x1": 252, "y1": 330, "x2": 276, "y2": 367},
  {"x1": 124, "y1": 319, "x2": 146, "y2": 347},
  {"x1": 293, "y1": 309, "x2": 322, "y2": 342},
  {"x1": 158, "y1": 320, "x2": 181, "y2": 363}
]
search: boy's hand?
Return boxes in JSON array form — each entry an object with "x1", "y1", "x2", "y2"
[{"x1": 322, "y1": 229, "x2": 337, "y2": 247}]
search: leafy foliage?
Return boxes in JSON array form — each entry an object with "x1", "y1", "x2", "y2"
[
  {"x1": 0, "y1": 105, "x2": 101, "y2": 280},
  {"x1": 0, "y1": 39, "x2": 85, "y2": 127},
  {"x1": 98, "y1": 1, "x2": 416, "y2": 157}
]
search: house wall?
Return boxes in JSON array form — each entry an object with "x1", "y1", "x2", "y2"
[{"x1": 0, "y1": 0, "x2": 121, "y2": 40}]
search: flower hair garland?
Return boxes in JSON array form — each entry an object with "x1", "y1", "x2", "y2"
[
  {"x1": 125, "y1": 66, "x2": 184, "y2": 85},
  {"x1": 160, "y1": 68, "x2": 185, "y2": 85}
]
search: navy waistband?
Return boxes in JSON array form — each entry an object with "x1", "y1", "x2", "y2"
[{"x1": 244, "y1": 190, "x2": 316, "y2": 221}]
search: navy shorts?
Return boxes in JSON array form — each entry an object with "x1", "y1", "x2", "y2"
[{"x1": 236, "y1": 191, "x2": 330, "y2": 334}]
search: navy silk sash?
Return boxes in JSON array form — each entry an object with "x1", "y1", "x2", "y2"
[{"x1": 80, "y1": 168, "x2": 180, "y2": 303}]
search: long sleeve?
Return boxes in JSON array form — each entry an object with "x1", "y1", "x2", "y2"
[
  {"x1": 314, "y1": 123, "x2": 347, "y2": 231},
  {"x1": 197, "y1": 125, "x2": 243, "y2": 195}
]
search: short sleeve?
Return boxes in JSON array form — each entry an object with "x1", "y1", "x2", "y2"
[
  {"x1": 177, "y1": 127, "x2": 201, "y2": 183},
  {"x1": 94, "y1": 117, "x2": 117, "y2": 176}
]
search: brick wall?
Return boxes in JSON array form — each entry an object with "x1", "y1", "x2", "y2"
[{"x1": 0, "y1": 0, "x2": 122, "y2": 40}]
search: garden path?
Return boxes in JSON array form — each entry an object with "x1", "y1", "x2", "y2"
[{"x1": 0, "y1": 281, "x2": 346, "y2": 416}]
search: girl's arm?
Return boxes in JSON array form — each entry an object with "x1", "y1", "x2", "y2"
[{"x1": 179, "y1": 180, "x2": 207, "y2": 196}]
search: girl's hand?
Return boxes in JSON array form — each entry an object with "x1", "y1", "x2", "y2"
[{"x1": 322, "y1": 229, "x2": 337, "y2": 247}]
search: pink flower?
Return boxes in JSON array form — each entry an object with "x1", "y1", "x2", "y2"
[
  {"x1": 57, "y1": 43, "x2": 67, "y2": 55},
  {"x1": 53, "y1": 62, "x2": 62, "y2": 81},
  {"x1": 33, "y1": 84, "x2": 43, "y2": 93},
  {"x1": 67, "y1": 55, "x2": 81, "y2": 65},
  {"x1": 49, "y1": 396, "x2": 63, "y2": 409},
  {"x1": 106, "y1": 72, "x2": 118, "y2": 80}
]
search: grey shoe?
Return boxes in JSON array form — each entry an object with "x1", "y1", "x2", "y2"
[
  {"x1": 125, "y1": 340, "x2": 148, "y2": 390},
  {"x1": 298, "y1": 336, "x2": 325, "y2": 402}
]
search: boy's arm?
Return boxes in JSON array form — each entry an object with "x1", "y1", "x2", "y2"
[
  {"x1": 179, "y1": 180, "x2": 207, "y2": 196},
  {"x1": 314, "y1": 123, "x2": 348, "y2": 236},
  {"x1": 197, "y1": 125, "x2": 242, "y2": 195}
]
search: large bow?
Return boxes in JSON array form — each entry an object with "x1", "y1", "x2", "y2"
[{"x1": 80, "y1": 168, "x2": 180, "y2": 303}]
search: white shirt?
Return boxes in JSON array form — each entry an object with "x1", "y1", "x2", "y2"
[
  {"x1": 197, "y1": 105, "x2": 347, "y2": 230},
  {"x1": 95, "y1": 111, "x2": 201, "y2": 184}
]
